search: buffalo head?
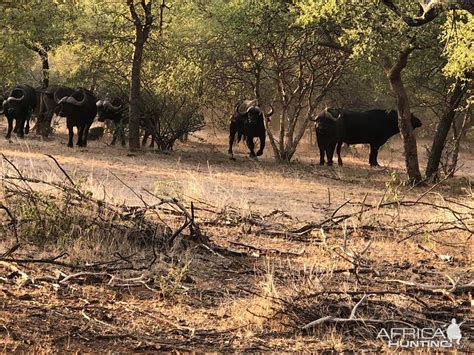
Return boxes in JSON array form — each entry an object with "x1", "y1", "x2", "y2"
[
  {"x1": 96, "y1": 97, "x2": 124, "y2": 122},
  {"x1": 58, "y1": 89, "x2": 91, "y2": 117},
  {"x1": 2, "y1": 99, "x2": 15, "y2": 117},
  {"x1": 246, "y1": 105, "x2": 263, "y2": 125},
  {"x1": 311, "y1": 108, "x2": 342, "y2": 124},
  {"x1": 5, "y1": 86, "x2": 28, "y2": 115},
  {"x1": 235, "y1": 99, "x2": 273, "y2": 125}
]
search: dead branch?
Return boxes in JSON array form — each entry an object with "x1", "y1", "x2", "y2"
[
  {"x1": 302, "y1": 316, "x2": 415, "y2": 330},
  {"x1": 382, "y1": 279, "x2": 474, "y2": 295}
]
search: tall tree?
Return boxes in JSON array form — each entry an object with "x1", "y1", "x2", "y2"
[
  {"x1": 425, "y1": 79, "x2": 468, "y2": 180},
  {"x1": 192, "y1": 0, "x2": 348, "y2": 162},
  {"x1": 384, "y1": 44, "x2": 422, "y2": 182},
  {"x1": 381, "y1": 2, "x2": 473, "y2": 180},
  {"x1": 0, "y1": 0, "x2": 72, "y2": 88},
  {"x1": 127, "y1": 0, "x2": 154, "y2": 150},
  {"x1": 297, "y1": 0, "x2": 472, "y2": 183}
]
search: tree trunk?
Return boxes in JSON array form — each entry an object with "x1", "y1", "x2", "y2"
[
  {"x1": 28, "y1": 45, "x2": 50, "y2": 136},
  {"x1": 425, "y1": 80, "x2": 466, "y2": 180},
  {"x1": 38, "y1": 50, "x2": 50, "y2": 89},
  {"x1": 129, "y1": 36, "x2": 145, "y2": 150},
  {"x1": 24, "y1": 42, "x2": 49, "y2": 89},
  {"x1": 127, "y1": 0, "x2": 153, "y2": 151},
  {"x1": 385, "y1": 46, "x2": 422, "y2": 184},
  {"x1": 448, "y1": 107, "x2": 472, "y2": 177},
  {"x1": 255, "y1": 65, "x2": 280, "y2": 161}
]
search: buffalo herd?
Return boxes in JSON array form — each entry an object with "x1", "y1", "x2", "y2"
[{"x1": 1, "y1": 83, "x2": 422, "y2": 166}]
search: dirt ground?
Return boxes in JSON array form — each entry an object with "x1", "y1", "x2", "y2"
[{"x1": 1, "y1": 120, "x2": 473, "y2": 352}]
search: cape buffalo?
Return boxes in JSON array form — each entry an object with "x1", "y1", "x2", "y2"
[
  {"x1": 314, "y1": 108, "x2": 422, "y2": 166},
  {"x1": 58, "y1": 88, "x2": 97, "y2": 147},
  {"x1": 228, "y1": 99, "x2": 273, "y2": 160},
  {"x1": 36, "y1": 85, "x2": 75, "y2": 137},
  {"x1": 2, "y1": 84, "x2": 37, "y2": 138},
  {"x1": 96, "y1": 97, "x2": 127, "y2": 146}
]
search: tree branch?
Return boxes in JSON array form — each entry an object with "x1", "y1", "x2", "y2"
[{"x1": 381, "y1": 0, "x2": 474, "y2": 26}]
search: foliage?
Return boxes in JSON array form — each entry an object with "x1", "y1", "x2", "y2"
[
  {"x1": 0, "y1": 0, "x2": 472, "y2": 160},
  {"x1": 441, "y1": 11, "x2": 474, "y2": 81}
]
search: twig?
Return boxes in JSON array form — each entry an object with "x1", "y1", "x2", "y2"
[
  {"x1": 45, "y1": 154, "x2": 76, "y2": 187},
  {"x1": 349, "y1": 294, "x2": 367, "y2": 319}
]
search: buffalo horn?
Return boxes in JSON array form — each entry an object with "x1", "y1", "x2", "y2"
[
  {"x1": 325, "y1": 109, "x2": 340, "y2": 122},
  {"x1": 7, "y1": 92, "x2": 25, "y2": 103},
  {"x1": 238, "y1": 99, "x2": 258, "y2": 114},
  {"x1": 59, "y1": 91, "x2": 87, "y2": 107},
  {"x1": 103, "y1": 100, "x2": 122, "y2": 111},
  {"x1": 266, "y1": 104, "x2": 274, "y2": 117}
]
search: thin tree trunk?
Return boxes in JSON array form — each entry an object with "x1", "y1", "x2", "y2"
[
  {"x1": 39, "y1": 51, "x2": 49, "y2": 89},
  {"x1": 384, "y1": 46, "x2": 422, "y2": 184},
  {"x1": 448, "y1": 106, "x2": 472, "y2": 177},
  {"x1": 24, "y1": 42, "x2": 49, "y2": 88},
  {"x1": 129, "y1": 37, "x2": 145, "y2": 150},
  {"x1": 254, "y1": 66, "x2": 279, "y2": 160},
  {"x1": 127, "y1": 0, "x2": 153, "y2": 151},
  {"x1": 425, "y1": 80, "x2": 466, "y2": 180}
]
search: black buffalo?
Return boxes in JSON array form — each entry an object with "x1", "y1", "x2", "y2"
[
  {"x1": 96, "y1": 99, "x2": 157, "y2": 147},
  {"x1": 58, "y1": 88, "x2": 97, "y2": 147},
  {"x1": 314, "y1": 108, "x2": 422, "y2": 166},
  {"x1": 96, "y1": 98, "x2": 127, "y2": 146},
  {"x1": 36, "y1": 85, "x2": 75, "y2": 137},
  {"x1": 2, "y1": 84, "x2": 37, "y2": 138},
  {"x1": 228, "y1": 99, "x2": 272, "y2": 159}
]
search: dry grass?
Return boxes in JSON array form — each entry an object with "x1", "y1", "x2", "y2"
[{"x1": 0, "y1": 122, "x2": 473, "y2": 352}]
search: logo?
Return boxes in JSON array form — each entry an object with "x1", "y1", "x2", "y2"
[{"x1": 377, "y1": 318, "x2": 464, "y2": 349}]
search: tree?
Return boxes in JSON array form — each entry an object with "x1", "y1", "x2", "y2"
[
  {"x1": 191, "y1": 0, "x2": 348, "y2": 162},
  {"x1": 297, "y1": 0, "x2": 472, "y2": 183},
  {"x1": 382, "y1": 0, "x2": 474, "y2": 26},
  {"x1": 383, "y1": 44, "x2": 422, "y2": 182},
  {"x1": 425, "y1": 79, "x2": 468, "y2": 180},
  {"x1": 380, "y1": 2, "x2": 473, "y2": 180},
  {"x1": 0, "y1": 1, "x2": 72, "y2": 88},
  {"x1": 55, "y1": 0, "x2": 205, "y2": 149},
  {"x1": 127, "y1": 0, "x2": 154, "y2": 150}
]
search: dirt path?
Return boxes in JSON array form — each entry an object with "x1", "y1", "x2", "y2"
[{"x1": 2, "y1": 122, "x2": 472, "y2": 221}]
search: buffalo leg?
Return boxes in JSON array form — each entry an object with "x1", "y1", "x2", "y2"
[
  {"x1": 326, "y1": 143, "x2": 336, "y2": 166},
  {"x1": 319, "y1": 149, "x2": 325, "y2": 165},
  {"x1": 25, "y1": 119, "x2": 30, "y2": 135},
  {"x1": 247, "y1": 136, "x2": 256, "y2": 158},
  {"x1": 111, "y1": 126, "x2": 118, "y2": 145},
  {"x1": 16, "y1": 118, "x2": 25, "y2": 138},
  {"x1": 5, "y1": 117, "x2": 13, "y2": 139},
  {"x1": 228, "y1": 123, "x2": 237, "y2": 160},
  {"x1": 121, "y1": 130, "x2": 126, "y2": 146},
  {"x1": 336, "y1": 142, "x2": 343, "y2": 166},
  {"x1": 67, "y1": 123, "x2": 74, "y2": 147},
  {"x1": 369, "y1": 145, "x2": 379, "y2": 166},
  {"x1": 77, "y1": 125, "x2": 85, "y2": 147},
  {"x1": 256, "y1": 134, "x2": 265, "y2": 156},
  {"x1": 82, "y1": 125, "x2": 90, "y2": 147},
  {"x1": 317, "y1": 136, "x2": 325, "y2": 165}
]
